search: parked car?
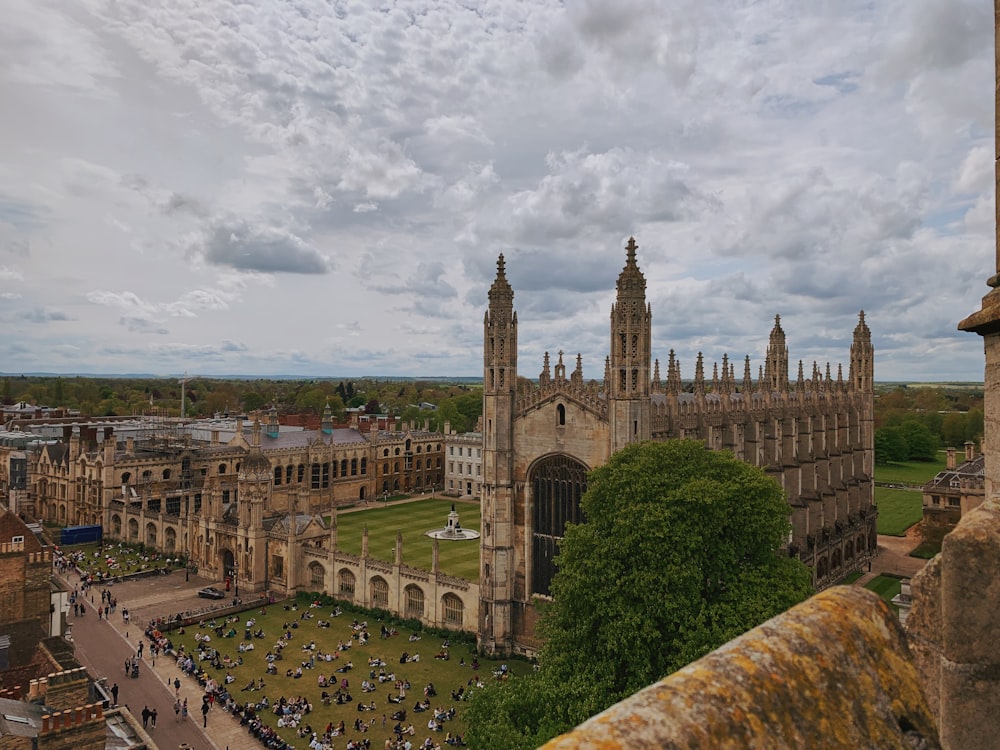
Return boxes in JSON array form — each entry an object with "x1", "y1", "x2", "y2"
[{"x1": 198, "y1": 586, "x2": 226, "y2": 600}]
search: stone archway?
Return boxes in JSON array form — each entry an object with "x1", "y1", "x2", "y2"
[
  {"x1": 528, "y1": 453, "x2": 589, "y2": 597},
  {"x1": 221, "y1": 548, "x2": 235, "y2": 579}
]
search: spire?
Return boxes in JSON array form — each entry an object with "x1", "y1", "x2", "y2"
[
  {"x1": 571, "y1": 353, "x2": 584, "y2": 388},
  {"x1": 667, "y1": 350, "x2": 682, "y2": 394},
  {"x1": 796, "y1": 360, "x2": 805, "y2": 391},
  {"x1": 694, "y1": 352, "x2": 705, "y2": 395},
  {"x1": 743, "y1": 355, "x2": 753, "y2": 393},
  {"x1": 765, "y1": 314, "x2": 789, "y2": 392},
  {"x1": 652, "y1": 358, "x2": 662, "y2": 392},
  {"x1": 488, "y1": 253, "x2": 514, "y2": 308},
  {"x1": 540, "y1": 351, "x2": 551, "y2": 385},
  {"x1": 711, "y1": 362, "x2": 720, "y2": 392},
  {"x1": 720, "y1": 353, "x2": 733, "y2": 394},
  {"x1": 849, "y1": 310, "x2": 873, "y2": 393}
]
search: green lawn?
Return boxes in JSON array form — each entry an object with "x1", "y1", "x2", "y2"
[
  {"x1": 875, "y1": 487, "x2": 923, "y2": 536},
  {"x1": 167, "y1": 593, "x2": 529, "y2": 747},
  {"x1": 330, "y1": 499, "x2": 481, "y2": 581},
  {"x1": 874, "y1": 453, "x2": 948, "y2": 486},
  {"x1": 864, "y1": 574, "x2": 902, "y2": 612}
]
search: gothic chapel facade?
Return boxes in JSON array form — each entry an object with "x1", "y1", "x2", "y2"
[{"x1": 479, "y1": 238, "x2": 876, "y2": 655}]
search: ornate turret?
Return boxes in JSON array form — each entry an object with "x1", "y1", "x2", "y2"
[
  {"x1": 266, "y1": 406, "x2": 279, "y2": 438},
  {"x1": 849, "y1": 310, "x2": 874, "y2": 393},
  {"x1": 609, "y1": 238, "x2": 652, "y2": 449},
  {"x1": 321, "y1": 403, "x2": 333, "y2": 434},
  {"x1": 765, "y1": 315, "x2": 789, "y2": 392},
  {"x1": 481, "y1": 252, "x2": 518, "y2": 655}
]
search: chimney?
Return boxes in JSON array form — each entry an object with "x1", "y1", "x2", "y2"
[
  {"x1": 126, "y1": 436, "x2": 134, "y2": 455},
  {"x1": 947, "y1": 447, "x2": 956, "y2": 470},
  {"x1": 211, "y1": 430, "x2": 219, "y2": 446},
  {"x1": 965, "y1": 440, "x2": 975, "y2": 462}
]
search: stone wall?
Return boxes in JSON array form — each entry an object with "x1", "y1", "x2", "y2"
[
  {"x1": 907, "y1": 499, "x2": 1000, "y2": 750},
  {"x1": 540, "y1": 587, "x2": 938, "y2": 750}
]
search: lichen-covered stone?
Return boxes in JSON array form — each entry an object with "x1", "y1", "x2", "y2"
[{"x1": 540, "y1": 587, "x2": 939, "y2": 750}]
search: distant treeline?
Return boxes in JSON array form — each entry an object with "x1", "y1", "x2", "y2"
[
  {"x1": 874, "y1": 385, "x2": 984, "y2": 464},
  {"x1": 2, "y1": 375, "x2": 484, "y2": 434}
]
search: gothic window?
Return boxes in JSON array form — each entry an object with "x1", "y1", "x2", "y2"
[
  {"x1": 311, "y1": 463, "x2": 321, "y2": 490},
  {"x1": 383, "y1": 462, "x2": 389, "y2": 474},
  {"x1": 442, "y1": 593, "x2": 463, "y2": 626},
  {"x1": 310, "y1": 563, "x2": 325, "y2": 586},
  {"x1": 163, "y1": 469, "x2": 172, "y2": 480},
  {"x1": 360, "y1": 458, "x2": 367, "y2": 474},
  {"x1": 530, "y1": 455, "x2": 587, "y2": 597},
  {"x1": 341, "y1": 459, "x2": 348, "y2": 475},
  {"x1": 383, "y1": 449, "x2": 389, "y2": 457},
  {"x1": 404, "y1": 585, "x2": 424, "y2": 618},
  {"x1": 286, "y1": 465, "x2": 293, "y2": 483},
  {"x1": 632, "y1": 369, "x2": 638, "y2": 391},
  {"x1": 219, "y1": 464, "x2": 227, "y2": 474},
  {"x1": 620, "y1": 370, "x2": 627, "y2": 391},
  {"x1": 620, "y1": 334, "x2": 626, "y2": 356},
  {"x1": 274, "y1": 467, "x2": 282, "y2": 485},
  {"x1": 557, "y1": 403, "x2": 565, "y2": 426},
  {"x1": 370, "y1": 577, "x2": 389, "y2": 608},
  {"x1": 499, "y1": 338, "x2": 504, "y2": 358},
  {"x1": 631, "y1": 335, "x2": 638, "y2": 357},
  {"x1": 339, "y1": 569, "x2": 356, "y2": 598},
  {"x1": 297, "y1": 464, "x2": 305, "y2": 483},
  {"x1": 499, "y1": 370, "x2": 504, "y2": 388},
  {"x1": 322, "y1": 462, "x2": 330, "y2": 488},
  {"x1": 351, "y1": 458, "x2": 358, "y2": 476}
]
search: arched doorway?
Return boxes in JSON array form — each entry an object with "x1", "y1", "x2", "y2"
[
  {"x1": 221, "y1": 548, "x2": 235, "y2": 579},
  {"x1": 529, "y1": 454, "x2": 588, "y2": 597}
]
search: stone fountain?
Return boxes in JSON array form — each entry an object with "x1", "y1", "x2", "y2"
[{"x1": 426, "y1": 503, "x2": 480, "y2": 541}]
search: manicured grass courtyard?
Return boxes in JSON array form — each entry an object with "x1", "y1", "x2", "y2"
[
  {"x1": 330, "y1": 499, "x2": 481, "y2": 581},
  {"x1": 166, "y1": 593, "x2": 529, "y2": 748},
  {"x1": 874, "y1": 454, "x2": 947, "y2": 486},
  {"x1": 864, "y1": 574, "x2": 902, "y2": 612},
  {"x1": 874, "y1": 487, "x2": 923, "y2": 536}
]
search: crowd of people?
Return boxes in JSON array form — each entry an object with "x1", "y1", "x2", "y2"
[{"x1": 162, "y1": 600, "x2": 472, "y2": 750}]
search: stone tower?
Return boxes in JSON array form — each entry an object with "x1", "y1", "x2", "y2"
[
  {"x1": 764, "y1": 315, "x2": 789, "y2": 391},
  {"x1": 236, "y1": 418, "x2": 270, "y2": 592},
  {"x1": 480, "y1": 253, "x2": 517, "y2": 653},
  {"x1": 609, "y1": 237, "x2": 652, "y2": 451},
  {"x1": 849, "y1": 311, "x2": 874, "y2": 394}
]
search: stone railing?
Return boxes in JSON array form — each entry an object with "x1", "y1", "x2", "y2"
[{"x1": 541, "y1": 587, "x2": 938, "y2": 749}]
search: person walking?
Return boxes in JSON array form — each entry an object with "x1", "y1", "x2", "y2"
[
  {"x1": 200, "y1": 699, "x2": 208, "y2": 728},
  {"x1": 181, "y1": 698, "x2": 188, "y2": 722},
  {"x1": 174, "y1": 699, "x2": 181, "y2": 722},
  {"x1": 141, "y1": 706, "x2": 150, "y2": 729},
  {"x1": 149, "y1": 707, "x2": 157, "y2": 728},
  {"x1": 110, "y1": 683, "x2": 119, "y2": 705},
  {"x1": 174, "y1": 677, "x2": 181, "y2": 698}
]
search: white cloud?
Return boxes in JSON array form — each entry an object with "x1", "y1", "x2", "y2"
[{"x1": 0, "y1": 0, "x2": 990, "y2": 380}]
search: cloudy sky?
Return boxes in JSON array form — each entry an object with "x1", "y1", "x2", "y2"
[{"x1": 0, "y1": 0, "x2": 993, "y2": 381}]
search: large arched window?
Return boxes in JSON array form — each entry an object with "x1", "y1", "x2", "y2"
[
  {"x1": 404, "y1": 585, "x2": 424, "y2": 618},
  {"x1": 309, "y1": 562, "x2": 325, "y2": 587},
  {"x1": 370, "y1": 576, "x2": 389, "y2": 608},
  {"x1": 164, "y1": 527, "x2": 177, "y2": 552},
  {"x1": 338, "y1": 569, "x2": 356, "y2": 599},
  {"x1": 530, "y1": 454, "x2": 588, "y2": 597},
  {"x1": 442, "y1": 593, "x2": 463, "y2": 626}
]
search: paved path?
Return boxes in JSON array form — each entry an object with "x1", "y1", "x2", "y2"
[
  {"x1": 62, "y1": 570, "x2": 253, "y2": 750},
  {"x1": 854, "y1": 526, "x2": 929, "y2": 587}
]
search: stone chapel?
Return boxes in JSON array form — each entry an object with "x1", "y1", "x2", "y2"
[{"x1": 479, "y1": 237, "x2": 876, "y2": 654}]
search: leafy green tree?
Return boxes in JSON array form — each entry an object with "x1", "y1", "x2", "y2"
[
  {"x1": 875, "y1": 427, "x2": 909, "y2": 464},
  {"x1": 467, "y1": 440, "x2": 813, "y2": 748},
  {"x1": 901, "y1": 420, "x2": 938, "y2": 461}
]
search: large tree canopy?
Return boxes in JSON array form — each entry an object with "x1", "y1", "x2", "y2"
[{"x1": 466, "y1": 440, "x2": 813, "y2": 749}]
